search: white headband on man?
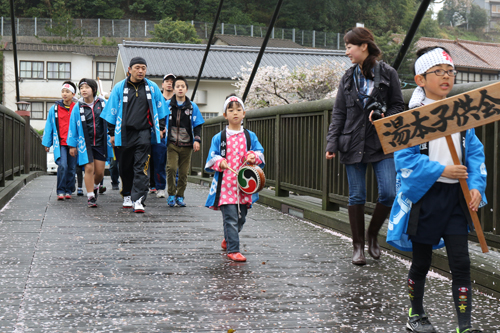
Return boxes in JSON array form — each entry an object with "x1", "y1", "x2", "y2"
[
  {"x1": 409, "y1": 47, "x2": 455, "y2": 108},
  {"x1": 61, "y1": 83, "x2": 75, "y2": 94},
  {"x1": 223, "y1": 96, "x2": 245, "y2": 113}
]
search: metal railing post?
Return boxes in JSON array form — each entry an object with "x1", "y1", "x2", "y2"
[
  {"x1": 274, "y1": 114, "x2": 288, "y2": 197},
  {"x1": 312, "y1": 30, "x2": 315, "y2": 48},
  {"x1": 1, "y1": 113, "x2": 5, "y2": 186},
  {"x1": 292, "y1": 28, "x2": 295, "y2": 42},
  {"x1": 322, "y1": 109, "x2": 338, "y2": 211},
  {"x1": 98, "y1": 18, "x2": 100, "y2": 37},
  {"x1": 128, "y1": 19, "x2": 130, "y2": 38}
]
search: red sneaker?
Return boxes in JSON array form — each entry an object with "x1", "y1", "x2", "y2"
[
  {"x1": 57, "y1": 194, "x2": 65, "y2": 200},
  {"x1": 221, "y1": 239, "x2": 227, "y2": 250},
  {"x1": 227, "y1": 252, "x2": 246, "y2": 262},
  {"x1": 65, "y1": 194, "x2": 72, "y2": 199}
]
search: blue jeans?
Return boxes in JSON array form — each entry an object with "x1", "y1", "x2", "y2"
[
  {"x1": 345, "y1": 158, "x2": 396, "y2": 206},
  {"x1": 220, "y1": 204, "x2": 248, "y2": 253},
  {"x1": 56, "y1": 145, "x2": 77, "y2": 195},
  {"x1": 152, "y1": 138, "x2": 167, "y2": 190}
]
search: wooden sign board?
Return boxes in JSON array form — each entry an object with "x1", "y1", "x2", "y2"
[{"x1": 374, "y1": 81, "x2": 500, "y2": 154}]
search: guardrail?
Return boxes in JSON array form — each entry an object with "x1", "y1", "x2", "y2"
[
  {"x1": 0, "y1": 105, "x2": 46, "y2": 187},
  {"x1": 191, "y1": 80, "x2": 499, "y2": 235},
  {"x1": 0, "y1": 17, "x2": 345, "y2": 50}
]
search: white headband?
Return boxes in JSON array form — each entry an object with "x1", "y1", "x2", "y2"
[
  {"x1": 223, "y1": 96, "x2": 245, "y2": 113},
  {"x1": 409, "y1": 48, "x2": 455, "y2": 108},
  {"x1": 61, "y1": 83, "x2": 75, "y2": 94}
]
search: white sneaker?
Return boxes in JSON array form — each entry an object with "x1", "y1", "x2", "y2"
[
  {"x1": 156, "y1": 189, "x2": 166, "y2": 198},
  {"x1": 133, "y1": 199, "x2": 145, "y2": 213},
  {"x1": 123, "y1": 196, "x2": 133, "y2": 208}
]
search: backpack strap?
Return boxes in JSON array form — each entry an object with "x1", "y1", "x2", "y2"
[
  {"x1": 244, "y1": 129, "x2": 251, "y2": 151},
  {"x1": 54, "y1": 103, "x2": 61, "y2": 142},
  {"x1": 213, "y1": 129, "x2": 227, "y2": 207}
]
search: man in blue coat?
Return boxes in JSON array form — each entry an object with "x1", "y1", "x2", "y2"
[{"x1": 100, "y1": 56, "x2": 168, "y2": 213}]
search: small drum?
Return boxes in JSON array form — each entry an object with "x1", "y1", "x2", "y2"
[{"x1": 237, "y1": 165, "x2": 266, "y2": 195}]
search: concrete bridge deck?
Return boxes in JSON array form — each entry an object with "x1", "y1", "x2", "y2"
[{"x1": 0, "y1": 175, "x2": 499, "y2": 332}]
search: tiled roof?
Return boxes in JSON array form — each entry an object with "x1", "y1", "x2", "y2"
[
  {"x1": 3, "y1": 42, "x2": 118, "y2": 57},
  {"x1": 213, "y1": 34, "x2": 305, "y2": 48},
  {"x1": 118, "y1": 41, "x2": 351, "y2": 80},
  {"x1": 416, "y1": 37, "x2": 500, "y2": 71}
]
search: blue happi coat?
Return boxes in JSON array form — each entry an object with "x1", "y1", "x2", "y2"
[
  {"x1": 66, "y1": 97, "x2": 113, "y2": 166},
  {"x1": 100, "y1": 78, "x2": 168, "y2": 146},
  {"x1": 165, "y1": 98, "x2": 205, "y2": 141},
  {"x1": 42, "y1": 100, "x2": 73, "y2": 162},
  {"x1": 386, "y1": 128, "x2": 487, "y2": 251},
  {"x1": 204, "y1": 129, "x2": 265, "y2": 208}
]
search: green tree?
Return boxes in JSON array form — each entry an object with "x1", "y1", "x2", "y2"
[
  {"x1": 469, "y1": 4, "x2": 488, "y2": 31},
  {"x1": 150, "y1": 17, "x2": 202, "y2": 44}
]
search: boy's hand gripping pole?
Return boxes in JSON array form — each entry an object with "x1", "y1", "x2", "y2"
[{"x1": 445, "y1": 135, "x2": 489, "y2": 253}]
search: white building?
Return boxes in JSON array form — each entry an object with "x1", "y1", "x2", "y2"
[
  {"x1": 2, "y1": 43, "x2": 118, "y2": 130},
  {"x1": 114, "y1": 41, "x2": 351, "y2": 119},
  {"x1": 2, "y1": 41, "x2": 351, "y2": 130}
]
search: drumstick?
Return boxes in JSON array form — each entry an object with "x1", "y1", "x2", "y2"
[{"x1": 227, "y1": 167, "x2": 238, "y2": 175}]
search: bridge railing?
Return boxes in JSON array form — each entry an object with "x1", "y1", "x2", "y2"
[
  {"x1": 0, "y1": 105, "x2": 46, "y2": 187},
  {"x1": 191, "y1": 81, "x2": 499, "y2": 235}
]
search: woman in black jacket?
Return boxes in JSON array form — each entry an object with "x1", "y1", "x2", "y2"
[{"x1": 326, "y1": 27, "x2": 404, "y2": 265}]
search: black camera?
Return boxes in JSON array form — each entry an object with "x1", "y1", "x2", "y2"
[{"x1": 366, "y1": 100, "x2": 387, "y2": 121}]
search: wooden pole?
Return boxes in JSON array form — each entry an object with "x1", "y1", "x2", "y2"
[{"x1": 445, "y1": 135, "x2": 489, "y2": 253}]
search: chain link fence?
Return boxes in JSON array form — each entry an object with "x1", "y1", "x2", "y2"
[{"x1": 0, "y1": 17, "x2": 345, "y2": 49}]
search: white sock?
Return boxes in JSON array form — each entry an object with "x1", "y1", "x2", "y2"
[
  {"x1": 87, "y1": 193, "x2": 95, "y2": 199},
  {"x1": 94, "y1": 184, "x2": 99, "y2": 189}
]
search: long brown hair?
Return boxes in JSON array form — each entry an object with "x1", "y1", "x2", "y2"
[{"x1": 344, "y1": 27, "x2": 381, "y2": 80}]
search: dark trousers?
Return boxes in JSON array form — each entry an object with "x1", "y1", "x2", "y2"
[
  {"x1": 149, "y1": 145, "x2": 156, "y2": 189},
  {"x1": 118, "y1": 129, "x2": 151, "y2": 202},
  {"x1": 76, "y1": 165, "x2": 84, "y2": 188},
  {"x1": 109, "y1": 157, "x2": 120, "y2": 186},
  {"x1": 56, "y1": 145, "x2": 77, "y2": 195}
]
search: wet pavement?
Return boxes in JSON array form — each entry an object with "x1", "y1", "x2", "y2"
[{"x1": 0, "y1": 175, "x2": 499, "y2": 333}]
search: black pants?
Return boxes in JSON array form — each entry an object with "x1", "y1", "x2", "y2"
[
  {"x1": 76, "y1": 165, "x2": 83, "y2": 188},
  {"x1": 118, "y1": 129, "x2": 151, "y2": 202},
  {"x1": 149, "y1": 146, "x2": 155, "y2": 189},
  {"x1": 410, "y1": 234, "x2": 471, "y2": 285}
]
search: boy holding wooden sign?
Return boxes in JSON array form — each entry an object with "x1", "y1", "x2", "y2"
[{"x1": 386, "y1": 47, "x2": 486, "y2": 333}]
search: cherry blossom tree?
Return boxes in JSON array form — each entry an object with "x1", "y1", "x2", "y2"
[{"x1": 233, "y1": 60, "x2": 345, "y2": 109}]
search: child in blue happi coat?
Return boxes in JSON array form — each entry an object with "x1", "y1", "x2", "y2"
[
  {"x1": 205, "y1": 95, "x2": 264, "y2": 262},
  {"x1": 42, "y1": 81, "x2": 78, "y2": 200},
  {"x1": 67, "y1": 78, "x2": 113, "y2": 208},
  {"x1": 386, "y1": 47, "x2": 486, "y2": 333}
]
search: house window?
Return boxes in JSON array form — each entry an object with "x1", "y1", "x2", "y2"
[
  {"x1": 47, "y1": 62, "x2": 71, "y2": 79},
  {"x1": 202, "y1": 112, "x2": 219, "y2": 120},
  {"x1": 20, "y1": 61, "x2": 44, "y2": 79},
  {"x1": 96, "y1": 62, "x2": 115, "y2": 80},
  {"x1": 492, "y1": 4, "x2": 500, "y2": 13},
  {"x1": 30, "y1": 102, "x2": 44, "y2": 120}
]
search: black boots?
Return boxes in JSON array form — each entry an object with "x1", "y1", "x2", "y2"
[
  {"x1": 366, "y1": 202, "x2": 392, "y2": 260},
  {"x1": 348, "y1": 204, "x2": 366, "y2": 265},
  {"x1": 348, "y1": 202, "x2": 391, "y2": 265}
]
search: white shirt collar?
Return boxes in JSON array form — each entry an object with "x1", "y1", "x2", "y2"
[{"x1": 226, "y1": 125, "x2": 244, "y2": 137}]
